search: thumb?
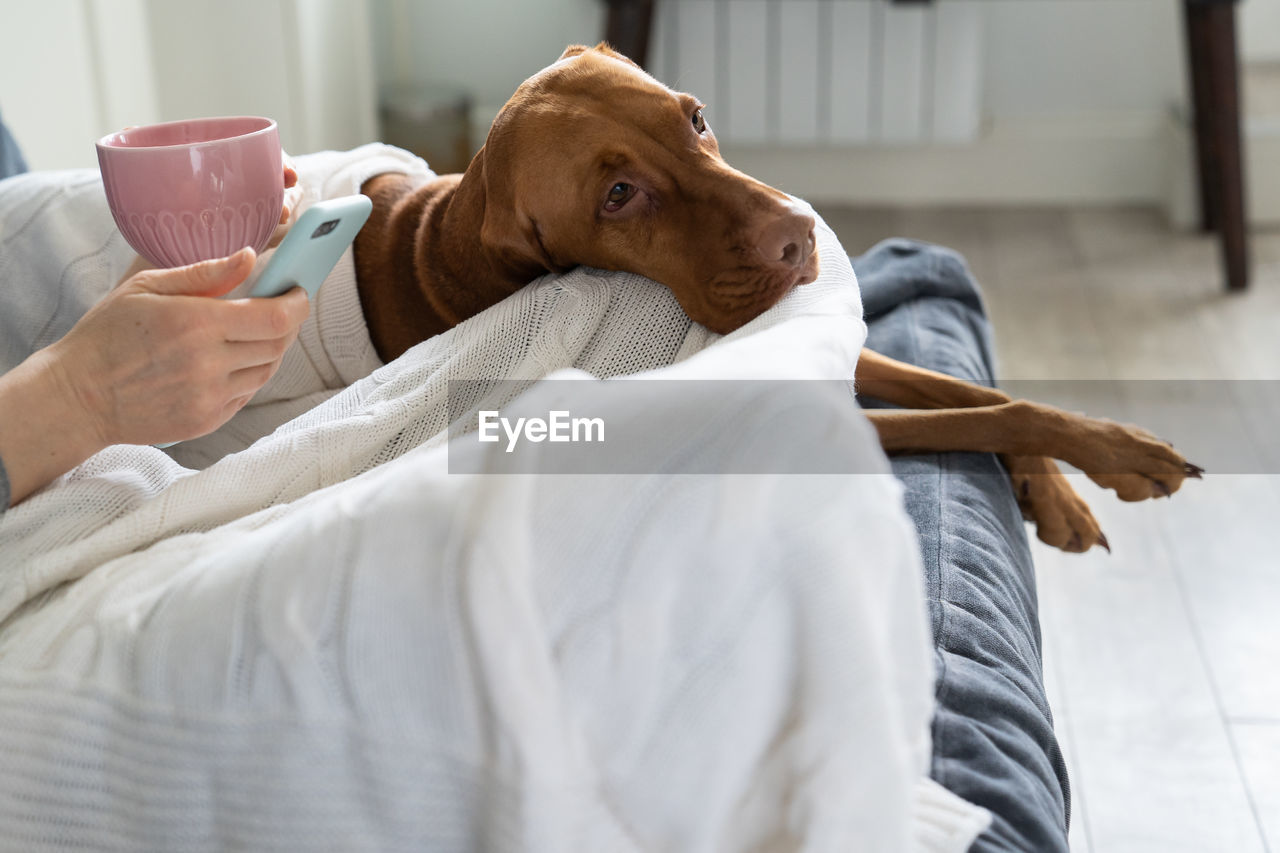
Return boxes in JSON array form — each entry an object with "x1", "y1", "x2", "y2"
[{"x1": 134, "y1": 247, "x2": 257, "y2": 298}]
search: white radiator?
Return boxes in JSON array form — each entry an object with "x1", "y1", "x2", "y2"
[{"x1": 649, "y1": 0, "x2": 984, "y2": 145}]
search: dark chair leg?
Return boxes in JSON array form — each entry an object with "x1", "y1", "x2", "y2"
[
  {"x1": 1183, "y1": 0, "x2": 1249, "y2": 291},
  {"x1": 604, "y1": 0, "x2": 656, "y2": 69}
]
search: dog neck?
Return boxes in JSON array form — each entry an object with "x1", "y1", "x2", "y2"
[{"x1": 353, "y1": 169, "x2": 538, "y2": 362}]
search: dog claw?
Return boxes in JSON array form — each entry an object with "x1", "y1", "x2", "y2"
[
  {"x1": 1097, "y1": 532, "x2": 1111, "y2": 554},
  {"x1": 1185, "y1": 462, "x2": 1205, "y2": 479},
  {"x1": 1152, "y1": 479, "x2": 1172, "y2": 498}
]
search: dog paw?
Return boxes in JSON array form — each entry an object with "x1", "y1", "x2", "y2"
[
  {"x1": 1004, "y1": 455, "x2": 1109, "y2": 554},
  {"x1": 1076, "y1": 420, "x2": 1204, "y2": 502}
]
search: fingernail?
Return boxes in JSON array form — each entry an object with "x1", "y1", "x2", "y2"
[
  {"x1": 197, "y1": 247, "x2": 255, "y2": 279},
  {"x1": 205, "y1": 247, "x2": 242, "y2": 267},
  {"x1": 219, "y1": 246, "x2": 255, "y2": 270}
]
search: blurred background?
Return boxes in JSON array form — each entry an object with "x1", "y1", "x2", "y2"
[
  {"x1": 4, "y1": 2, "x2": 1280, "y2": 851},
  {"x1": 1, "y1": 0, "x2": 1277, "y2": 228}
]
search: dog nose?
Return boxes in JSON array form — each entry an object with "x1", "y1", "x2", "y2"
[{"x1": 757, "y1": 208, "x2": 816, "y2": 269}]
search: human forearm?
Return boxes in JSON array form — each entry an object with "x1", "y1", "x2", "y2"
[
  {"x1": 0, "y1": 347, "x2": 105, "y2": 507},
  {"x1": 0, "y1": 249, "x2": 308, "y2": 509}
]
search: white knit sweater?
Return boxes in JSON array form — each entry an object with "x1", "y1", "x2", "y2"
[{"x1": 0, "y1": 143, "x2": 434, "y2": 468}]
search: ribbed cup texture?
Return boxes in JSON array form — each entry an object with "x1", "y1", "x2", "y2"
[{"x1": 117, "y1": 200, "x2": 275, "y2": 268}]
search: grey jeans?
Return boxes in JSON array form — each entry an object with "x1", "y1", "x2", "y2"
[{"x1": 856, "y1": 239, "x2": 1071, "y2": 853}]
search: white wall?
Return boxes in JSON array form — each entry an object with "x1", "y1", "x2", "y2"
[
  {"x1": 146, "y1": 0, "x2": 379, "y2": 156},
  {"x1": 981, "y1": 1, "x2": 1184, "y2": 120},
  {"x1": 145, "y1": 0, "x2": 306, "y2": 146},
  {"x1": 368, "y1": 0, "x2": 602, "y2": 118},
  {"x1": 0, "y1": 0, "x2": 157, "y2": 170},
  {"x1": 0, "y1": 0, "x2": 379, "y2": 171},
  {"x1": 1242, "y1": 0, "x2": 1280, "y2": 63},
  {"x1": 981, "y1": 0, "x2": 1280, "y2": 116}
]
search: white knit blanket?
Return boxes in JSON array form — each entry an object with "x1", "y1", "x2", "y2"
[{"x1": 0, "y1": 156, "x2": 990, "y2": 851}]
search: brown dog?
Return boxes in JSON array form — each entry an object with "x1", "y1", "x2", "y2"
[{"x1": 352, "y1": 43, "x2": 1199, "y2": 553}]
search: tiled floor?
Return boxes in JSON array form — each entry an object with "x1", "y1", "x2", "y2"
[{"x1": 817, "y1": 205, "x2": 1280, "y2": 853}]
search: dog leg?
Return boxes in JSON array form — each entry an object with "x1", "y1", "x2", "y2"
[
  {"x1": 1002, "y1": 454, "x2": 1108, "y2": 553},
  {"x1": 855, "y1": 348, "x2": 1012, "y2": 409},
  {"x1": 856, "y1": 348, "x2": 1118, "y2": 552},
  {"x1": 864, "y1": 402, "x2": 1202, "y2": 502}
]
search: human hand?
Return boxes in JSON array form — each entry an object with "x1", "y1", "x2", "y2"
[
  {"x1": 45, "y1": 247, "x2": 310, "y2": 449},
  {"x1": 269, "y1": 156, "x2": 302, "y2": 249}
]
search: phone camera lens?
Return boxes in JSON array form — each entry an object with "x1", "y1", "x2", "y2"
[{"x1": 311, "y1": 219, "x2": 340, "y2": 238}]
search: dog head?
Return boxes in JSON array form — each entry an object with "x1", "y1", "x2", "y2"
[{"x1": 475, "y1": 43, "x2": 818, "y2": 334}]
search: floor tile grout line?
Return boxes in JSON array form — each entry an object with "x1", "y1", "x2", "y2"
[
  {"x1": 1036, "y1": 557, "x2": 1097, "y2": 853},
  {"x1": 1162, "y1": 501, "x2": 1274, "y2": 853}
]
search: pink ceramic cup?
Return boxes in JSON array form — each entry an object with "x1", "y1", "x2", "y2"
[{"x1": 96, "y1": 116, "x2": 284, "y2": 268}]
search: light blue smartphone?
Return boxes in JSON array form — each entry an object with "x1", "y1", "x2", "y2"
[
  {"x1": 156, "y1": 195, "x2": 373, "y2": 449},
  {"x1": 249, "y1": 194, "x2": 373, "y2": 299}
]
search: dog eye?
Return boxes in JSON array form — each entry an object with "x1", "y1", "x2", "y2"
[
  {"x1": 691, "y1": 108, "x2": 707, "y2": 133},
  {"x1": 604, "y1": 182, "x2": 636, "y2": 211}
]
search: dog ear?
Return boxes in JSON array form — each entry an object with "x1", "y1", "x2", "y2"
[
  {"x1": 558, "y1": 44, "x2": 591, "y2": 61},
  {"x1": 473, "y1": 144, "x2": 561, "y2": 279},
  {"x1": 480, "y1": 205, "x2": 556, "y2": 279},
  {"x1": 558, "y1": 42, "x2": 644, "y2": 71},
  {"x1": 592, "y1": 41, "x2": 643, "y2": 70}
]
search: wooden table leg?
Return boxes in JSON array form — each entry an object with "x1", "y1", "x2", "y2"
[{"x1": 1183, "y1": 0, "x2": 1249, "y2": 291}]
